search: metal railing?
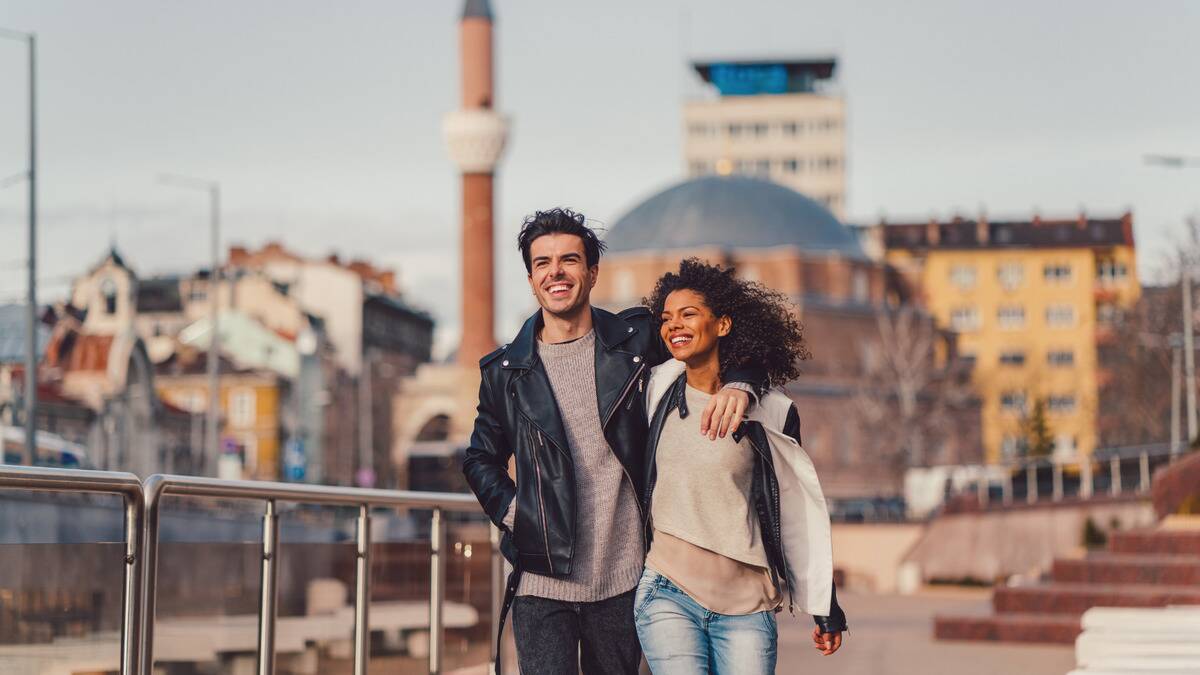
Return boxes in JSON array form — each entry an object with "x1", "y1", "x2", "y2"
[
  {"x1": 0, "y1": 465, "x2": 144, "y2": 675},
  {"x1": 0, "y1": 466, "x2": 503, "y2": 675},
  {"x1": 975, "y1": 443, "x2": 1187, "y2": 508}
]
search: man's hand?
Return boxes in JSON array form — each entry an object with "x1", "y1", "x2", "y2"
[
  {"x1": 811, "y1": 627, "x2": 843, "y2": 655},
  {"x1": 700, "y1": 387, "x2": 750, "y2": 440}
]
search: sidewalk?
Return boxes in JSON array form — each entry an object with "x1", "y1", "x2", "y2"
[{"x1": 780, "y1": 588, "x2": 1076, "y2": 675}]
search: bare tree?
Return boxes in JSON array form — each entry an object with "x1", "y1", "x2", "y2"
[{"x1": 852, "y1": 307, "x2": 977, "y2": 471}]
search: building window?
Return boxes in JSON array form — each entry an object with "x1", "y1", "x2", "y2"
[
  {"x1": 997, "y1": 305, "x2": 1026, "y2": 330},
  {"x1": 752, "y1": 122, "x2": 768, "y2": 137},
  {"x1": 1096, "y1": 259, "x2": 1128, "y2": 285},
  {"x1": 614, "y1": 268, "x2": 636, "y2": 302},
  {"x1": 755, "y1": 158, "x2": 771, "y2": 174},
  {"x1": 1000, "y1": 391, "x2": 1026, "y2": 414},
  {"x1": 949, "y1": 307, "x2": 980, "y2": 332},
  {"x1": 229, "y1": 388, "x2": 257, "y2": 427},
  {"x1": 1097, "y1": 302, "x2": 1119, "y2": 324},
  {"x1": 820, "y1": 118, "x2": 838, "y2": 132},
  {"x1": 1043, "y1": 263, "x2": 1073, "y2": 284},
  {"x1": 1048, "y1": 395, "x2": 1076, "y2": 414},
  {"x1": 688, "y1": 123, "x2": 707, "y2": 137},
  {"x1": 997, "y1": 262, "x2": 1024, "y2": 291},
  {"x1": 1047, "y1": 350, "x2": 1075, "y2": 367},
  {"x1": 1001, "y1": 435, "x2": 1023, "y2": 459},
  {"x1": 949, "y1": 264, "x2": 977, "y2": 289},
  {"x1": 853, "y1": 270, "x2": 869, "y2": 302},
  {"x1": 1054, "y1": 434, "x2": 1077, "y2": 458},
  {"x1": 782, "y1": 121, "x2": 800, "y2": 136},
  {"x1": 819, "y1": 156, "x2": 839, "y2": 171},
  {"x1": 783, "y1": 158, "x2": 801, "y2": 173},
  {"x1": 999, "y1": 350, "x2": 1026, "y2": 366},
  {"x1": 727, "y1": 123, "x2": 743, "y2": 137},
  {"x1": 101, "y1": 278, "x2": 118, "y2": 315},
  {"x1": 688, "y1": 161, "x2": 708, "y2": 176},
  {"x1": 1045, "y1": 304, "x2": 1076, "y2": 328}
]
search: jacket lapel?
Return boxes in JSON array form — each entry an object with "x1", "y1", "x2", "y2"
[{"x1": 593, "y1": 307, "x2": 641, "y2": 426}]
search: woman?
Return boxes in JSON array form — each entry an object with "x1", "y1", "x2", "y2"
[{"x1": 634, "y1": 258, "x2": 847, "y2": 674}]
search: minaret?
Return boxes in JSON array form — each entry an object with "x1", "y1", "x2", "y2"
[{"x1": 444, "y1": 0, "x2": 509, "y2": 366}]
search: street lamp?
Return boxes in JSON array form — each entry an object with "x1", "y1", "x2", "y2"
[
  {"x1": 159, "y1": 173, "x2": 221, "y2": 475},
  {"x1": 1, "y1": 27, "x2": 37, "y2": 466},
  {"x1": 1146, "y1": 153, "x2": 1200, "y2": 444}
]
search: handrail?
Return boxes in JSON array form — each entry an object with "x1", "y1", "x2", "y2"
[
  {"x1": 0, "y1": 465, "x2": 145, "y2": 675},
  {"x1": 140, "y1": 474, "x2": 487, "y2": 675}
]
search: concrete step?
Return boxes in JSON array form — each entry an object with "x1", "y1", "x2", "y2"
[
  {"x1": 1108, "y1": 529, "x2": 1200, "y2": 556},
  {"x1": 934, "y1": 612, "x2": 1080, "y2": 644},
  {"x1": 1052, "y1": 553, "x2": 1200, "y2": 585},
  {"x1": 994, "y1": 583, "x2": 1200, "y2": 616}
]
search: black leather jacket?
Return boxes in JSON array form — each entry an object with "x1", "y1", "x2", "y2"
[
  {"x1": 462, "y1": 305, "x2": 765, "y2": 577},
  {"x1": 641, "y1": 371, "x2": 849, "y2": 634}
]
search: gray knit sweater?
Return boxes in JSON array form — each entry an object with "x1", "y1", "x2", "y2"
[{"x1": 502, "y1": 330, "x2": 644, "y2": 601}]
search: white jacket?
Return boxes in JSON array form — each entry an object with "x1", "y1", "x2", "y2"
[{"x1": 645, "y1": 359, "x2": 835, "y2": 616}]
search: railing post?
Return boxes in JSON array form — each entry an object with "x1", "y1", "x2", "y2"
[
  {"x1": 140, "y1": 481, "x2": 162, "y2": 675},
  {"x1": 1081, "y1": 459, "x2": 1093, "y2": 499},
  {"x1": 1026, "y1": 463, "x2": 1038, "y2": 504},
  {"x1": 490, "y1": 524, "x2": 503, "y2": 675},
  {"x1": 430, "y1": 507, "x2": 446, "y2": 675},
  {"x1": 354, "y1": 504, "x2": 371, "y2": 675},
  {"x1": 1052, "y1": 462, "x2": 1063, "y2": 502},
  {"x1": 257, "y1": 499, "x2": 279, "y2": 675},
  {"x1": 1139, "y1": 451, "x2": 1151, "y2": 493},
  {"x1": 1110, "y1": 456, "x2": 1122, "y2": 495},
  {"x1": 120, "y1": 491, "x2": 144, "y2": 675}
]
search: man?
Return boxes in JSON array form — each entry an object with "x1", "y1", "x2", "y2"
[{"x1": 462, "y1": 208, "x2": 763, "y2": 674}]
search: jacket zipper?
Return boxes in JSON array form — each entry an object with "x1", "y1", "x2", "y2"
[
  {"x1": 602, "y1": 362, "x2": 648, "y2": 546},
  {"x1": 529, "y1": 426, "x2": 554, "y2": 574}
]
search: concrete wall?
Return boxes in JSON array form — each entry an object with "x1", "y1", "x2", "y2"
[
  {"x1": 831, "y1": 523, "x2": 926, "y2": 594},
  {"x1": 903, "y1": 496, "x2": 1156, "y2": 583}
]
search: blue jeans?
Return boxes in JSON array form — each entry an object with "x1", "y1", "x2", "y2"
[{"x1": 634, "y1": 569, "x2": 777, "y2": 675}]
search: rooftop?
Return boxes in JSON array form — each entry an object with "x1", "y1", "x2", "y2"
[
  {"x1": 882, "y1": 212, "x2": 1134, "y2": 251},
  {"x1": 692, "y1": 56, "x2": 837, "y2": 96},
  {"x1": 605, "y1": 175, "x2": 865, "y2": 259}
]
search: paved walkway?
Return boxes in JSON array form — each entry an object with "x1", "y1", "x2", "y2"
[{"x1": 779, "y1": 588, "x2": 1075, "y2": 675}]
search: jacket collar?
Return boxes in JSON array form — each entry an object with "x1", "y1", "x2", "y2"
[{"x1": 502, "y1": 306, "x2": 637, "y2": 370}]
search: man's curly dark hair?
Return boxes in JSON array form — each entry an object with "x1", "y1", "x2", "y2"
[{"x1": 644, "y1": 258, "x2": 811, "y2": 388}]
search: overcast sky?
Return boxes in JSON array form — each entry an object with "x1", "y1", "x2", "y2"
[{"x1": 1, "y1": 0, "x2": 1198, "y2": 356}]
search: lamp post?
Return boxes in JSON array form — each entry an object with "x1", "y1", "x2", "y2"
[
  {"x1": 1, "y1": 27, "x2": 36, "y2": 466},
  {"x1": 1146, "y1": 153, "x2": 1200, "y2": 443},
  {"x1": 159, "y1": 174, "x2": 221, "y2": 474}
]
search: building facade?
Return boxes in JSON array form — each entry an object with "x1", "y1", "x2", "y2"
[
  {"x1": 881, "y1": 213, "x2": 1139, "y2": 463},
  {"x1": 591, "y1": 175, "x2": 981, "y2": 499},
  {"x1": 684, "y1": 58, "x2": 846, "y2": 217}
]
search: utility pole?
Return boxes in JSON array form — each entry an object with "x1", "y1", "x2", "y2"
[
  {"x1": 1184, "y1": 264, "x2": 1197, "y2": 443},
  {"x1": 160, "y1": 175, "x2": 221, "y2": 473},
  {"x1": 1, "y1": 28, "x2": 37, "y2": 465},
  {"x1": 1171, "y1": 335, "x2": 1182, "y2": 453}
]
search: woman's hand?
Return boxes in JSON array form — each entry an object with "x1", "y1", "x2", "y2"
[
  {"x1": 700, "y1": 388, "x2": 749, "y2": 440},
  {"x1": 812, "y1": 627, "x2": 843, "y2": 655}
]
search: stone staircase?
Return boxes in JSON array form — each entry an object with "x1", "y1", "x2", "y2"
[{"x1": 934, "y1": 528, "x2": 1200, "y2": 644}]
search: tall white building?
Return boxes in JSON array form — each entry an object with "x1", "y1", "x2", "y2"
[{"x1": 683, "y1": 58, "x2": 846, "y2": 217}]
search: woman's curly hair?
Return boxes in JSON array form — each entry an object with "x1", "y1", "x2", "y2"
[{"x1": 644, "y1": 258, "x2": 811, "y2": 388}]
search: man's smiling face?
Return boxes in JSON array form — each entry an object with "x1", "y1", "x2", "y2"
[{"x1": 527, "y1": 233, "x2": 597, "y2": 318}]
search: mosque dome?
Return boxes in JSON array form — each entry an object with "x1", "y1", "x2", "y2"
[{"x1": 604, "y1": 175, "x2": 864, "y2": 259}]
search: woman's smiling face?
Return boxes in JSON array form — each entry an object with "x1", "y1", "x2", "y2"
[{"x1": 660, "y1": 289, "x2": 730, "y2": 365}]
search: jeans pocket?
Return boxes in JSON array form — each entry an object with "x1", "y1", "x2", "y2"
[
  {"x1": 760, "y1": 608, "x2": 778, "y2": 633},
  {"x1": 633, "y1": 575, "x2": 659, "y2": 619}
]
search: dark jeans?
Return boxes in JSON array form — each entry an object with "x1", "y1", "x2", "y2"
[{"x1": 512, "y1": 589, "x2": 642, "y2": 675}]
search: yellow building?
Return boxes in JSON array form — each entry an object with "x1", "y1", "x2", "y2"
[
  {"x1": 155, "y1": 360, "x2": 284, "y2": 480},
  {"x1": 882, "y1": 213, "x2": 1139, "y2": 463}
]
